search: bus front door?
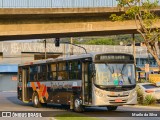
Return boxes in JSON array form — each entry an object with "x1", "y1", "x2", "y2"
[
  {"x1": 82, "y1": 62, "x2": 92, "y2": 105},
  {"x1": 22, "y1": 68, "x2": 29, "y2": 103}
]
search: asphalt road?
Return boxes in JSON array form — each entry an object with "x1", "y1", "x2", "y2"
[{"x1": 0, "y1": 92, "x2": 160, "y2": 120}]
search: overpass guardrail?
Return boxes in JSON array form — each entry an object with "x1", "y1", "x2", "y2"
[{"x1": 0, "y1": 0, "x2": 159, "y2": 8}]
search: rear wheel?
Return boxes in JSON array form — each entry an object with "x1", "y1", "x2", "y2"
[
  {"x1": 107, "y1": 106, "x2": 118, "y2": 111},
  {"x1": 32, "y1": 92, "x2": 42, "y2": 108}
]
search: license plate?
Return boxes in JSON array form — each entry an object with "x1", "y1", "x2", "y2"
[{"x1": 115, "y1": 99, "x2": 122, "y2": 102}]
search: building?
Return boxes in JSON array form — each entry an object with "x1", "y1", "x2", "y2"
[{"x1": 0, "y1": 42, "x2": 159, "y2": 91}]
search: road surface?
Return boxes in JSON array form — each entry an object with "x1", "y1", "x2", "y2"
[{"x1": 0, "y1": 92, "x2": 160, "y2": 120}]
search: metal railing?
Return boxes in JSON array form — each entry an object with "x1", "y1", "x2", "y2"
[
  {"x1": 0, "y1": 0, "x2": 117, "y2": 8},
  {"x1": 0, "y1": 0, "x2": 158, "y2": 8}
]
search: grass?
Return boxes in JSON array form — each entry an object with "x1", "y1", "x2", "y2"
[{"x1": 54, "y1": 113, "x2": 100, "y2": 120}]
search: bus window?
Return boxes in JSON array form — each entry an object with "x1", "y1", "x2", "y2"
[
  {"x1": 57, "y1": 62, "x2": 68, "y2": 80},
  {"x1": 48, "y1": 63, "x2": 57, "y2": 80},
  {"x1": 38, "y1": 64, "x2": 47, "y2": 81},
  {"x1": 69, "y1": 60, "x2": 81, "y2": 80},
  {"x1": 30, "y1": 65, "x2": 38, "y2": 81},
  {"x1": 59, "y1": 62, "x2": 66, "y2": 71}
]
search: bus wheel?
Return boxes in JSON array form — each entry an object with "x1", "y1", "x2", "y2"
[
  {"x1": 73, "y1": 96, "x2": 84, "y2": 112},
  {"x1": 32, "y1": 92, "x2": 42, "y2": 108},
  {"x1": 107, "y1": 106, "x2": 118, "y2": 111}
]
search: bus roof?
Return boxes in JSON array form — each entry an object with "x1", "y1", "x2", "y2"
[{"x1": 18, "y1": 52, "x2": 133, "y2": 66}]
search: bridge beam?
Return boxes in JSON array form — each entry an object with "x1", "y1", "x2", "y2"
[
  {"x1": 0, "y1": 19, "x2": 139, "y2": 40},
  {"x1": 0, "y1": 9, "x2": 159, "y2": 40}
]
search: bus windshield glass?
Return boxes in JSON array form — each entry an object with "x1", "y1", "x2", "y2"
[{"x1": 94, "y1": 64, "x2": 135, "y2": 86}]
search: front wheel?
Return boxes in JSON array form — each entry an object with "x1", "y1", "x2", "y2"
[
  {"x1": 73, "y1": 96, "x2": 84, "y2": 112},
  {"x1": 107, "y1": 106, "x2": 118, "y2": 111},
  {"x1": 32, "y1": 92, "x2": 42, "y2": 108}
]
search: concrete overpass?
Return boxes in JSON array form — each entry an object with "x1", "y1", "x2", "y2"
[{"x1": 0, "y1": 7, "x2": 158, "y2": 40}]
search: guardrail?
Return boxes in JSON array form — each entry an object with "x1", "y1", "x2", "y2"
[{"x1": 0, "y1": 0, "x2": 159, "y2": 8}]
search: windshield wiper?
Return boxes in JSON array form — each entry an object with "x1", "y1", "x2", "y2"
[
  {"x1": 105, "y1": 63, "x2": 114, "y2": 83},
  {"x1": 120, "y1": 64, "x2": 126, "y2": 82},
  {"x1": 105, "y1": 64, "x2": 113, "y2": 74}
]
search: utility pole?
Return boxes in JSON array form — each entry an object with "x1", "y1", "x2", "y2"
[
  {"x1": 132, "y1": 34, "x2": 136, "y2": 65},
  {"x1": 70, "y1": 37, "x2": 73, "y2": 55},
  {"x1": 63, "y1": 43, "x2": 66, "y2": 58},
  {"x1": 132, "y1": 34, "x2": 138, "y2": 81},
  {"x1": 44, "y1": 39, "x2": 47, "y2": 59}
]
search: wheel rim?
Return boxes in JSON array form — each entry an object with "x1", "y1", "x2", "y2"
[
  {"x1": 75, "y1": 99, "x2": 80, "y2": 108},
  {"x1": 34, "y1": 95, "x2": 38, "y2": 105}
]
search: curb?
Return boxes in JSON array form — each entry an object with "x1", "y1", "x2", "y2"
[{"x1": 123, "y1": 105, "x2": 160, "y2": 110}]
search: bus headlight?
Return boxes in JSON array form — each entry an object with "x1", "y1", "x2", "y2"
[{"x1": 94, "y1": 89, "x2": 104, "y2": 97}]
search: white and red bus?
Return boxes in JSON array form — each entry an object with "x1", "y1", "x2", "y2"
[{"x1": 18, "y1": 53, "x2": 137, "y2": 112}]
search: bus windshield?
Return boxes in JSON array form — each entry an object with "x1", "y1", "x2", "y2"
[{"x1": 94, "y1": 64, "x2": 135, "y2": 86}]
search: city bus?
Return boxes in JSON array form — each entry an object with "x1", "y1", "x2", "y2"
[{"x1": 17, "y1": 53, "x2": 137, "y2": 112}]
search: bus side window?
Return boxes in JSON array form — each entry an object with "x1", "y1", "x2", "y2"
[
  {"x1": 30, "y1": 65, "x2": 38, "y2": 81},
  {"x1": 57, "y1": 62, "x2": 68, "y2": 80},
  {"x1": 69, "y1": 60, "x2": 81, "y2": 80},
  {"x1": 48, "y1": 63, "x2": 57, "y2": 81},
  {"x1": 38, "y1": 64, "x2": 47, "y2": 81}
]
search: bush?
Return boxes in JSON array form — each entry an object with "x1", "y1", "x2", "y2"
[
  {"x1": 143, "y1": 94, "x2": 156, "y2": 105},
  {"x1": 136, "y1": 88, "x2": 144, "y2": 104},
  {"x1": 136, "y1": 87, "x2": 156, "y2": 105},
  {"x1": 83, "y1": 38, "x2": 118, "y2": 45}
]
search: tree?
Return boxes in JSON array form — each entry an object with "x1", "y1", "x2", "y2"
[
  {"x1": 110, "y1": 0, "x2": 160, "y2": 70},
  {"x1": 83, "y1": 38, "x2": 118, "y2": 45}
]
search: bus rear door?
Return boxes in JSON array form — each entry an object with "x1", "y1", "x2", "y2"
[
  {"x1": 22, "y1": 67, "x2": 29, "y2": 103},
  {"x1": 82, "y1": 62, "x2": 92, "y2": 105}
]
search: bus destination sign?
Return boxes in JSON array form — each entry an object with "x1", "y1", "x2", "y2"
[{"x1": 95, "y1": 54, "x2": 132, "y2": 61}]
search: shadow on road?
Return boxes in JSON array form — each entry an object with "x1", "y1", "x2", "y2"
[
  {"x1": 5, "y1": 94, "x2": 131, "y2": 117},
  {"x1": 6, "y1": 96, "x2": 32, "y2": 106},
  {"x1": 6, "y1": 96, "x2": 71, "y2": 111}
]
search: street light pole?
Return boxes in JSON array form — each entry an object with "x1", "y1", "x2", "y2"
[
  {"x1": 132, "y1": 34, "x2": 136, "y2": 66},
  {"x1": 63, "y1": 42, "x2": 87, "y2": 54},
  {"x1": 44, "y1": 39, "x2": 47, "y2": 59},
  {"x1": 70, "y1": 37, "x2": 74, "y2": 55}
]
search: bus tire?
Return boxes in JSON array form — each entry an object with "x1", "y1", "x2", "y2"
[
  {"x1": 73, "y1": 96, "x2": 84, "y2": 112},
  {"x1": 107, "y1": 106, "x2": 118, "y2": 111},
  {"x1": 32, "y1": 92, "x2": 42, "y2": 108}
]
